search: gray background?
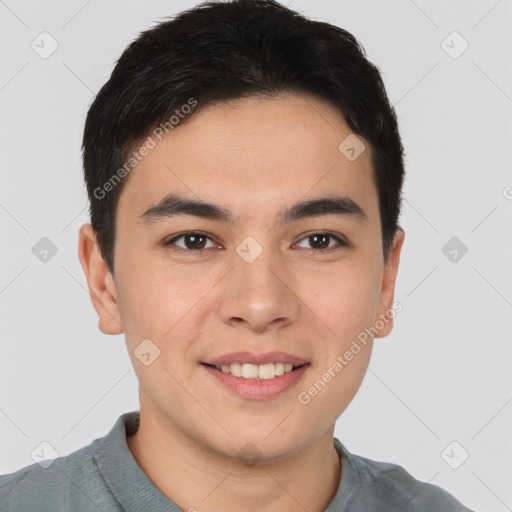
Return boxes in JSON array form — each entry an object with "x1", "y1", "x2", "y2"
[{"x1": 1, "y1": 0, "x2": 511, "y2": 510}]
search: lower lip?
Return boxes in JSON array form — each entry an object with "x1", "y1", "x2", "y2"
[{"x1": 202, "y1": 364, "x2": 310, "y2": 400}]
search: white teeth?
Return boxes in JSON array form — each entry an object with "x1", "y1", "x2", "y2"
[
  {"x1": 242, "y1": 364, "x2": 259, "y2": 379},
  {"x1": 257, "y1": 363, "x2": 275, "y2": 380},
  {"x1": 215, "y1": 362, "x2": 302, "y2": 379},
  {"x1": 274, "y1": 363, "x2": 285, "y2": 376},
  {"x1": 230, "y1": 363, "x2": 243, "y2": 377}
]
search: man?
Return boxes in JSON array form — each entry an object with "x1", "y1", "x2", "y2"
[{"x1": 0, "y1": 0, "x2": 473, "y2": 510}]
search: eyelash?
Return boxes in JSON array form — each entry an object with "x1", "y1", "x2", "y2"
[{"x1": 163, "y1": 231, "x2": 348, "y2": 253}]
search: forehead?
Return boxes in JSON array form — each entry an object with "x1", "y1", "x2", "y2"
[{"x1": 117, "y1": 94, "x2": 378, "y2": 225}]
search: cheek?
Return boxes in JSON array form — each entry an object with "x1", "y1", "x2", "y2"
[
  {"x1": 303, "y1": 261, "x2": 382, "y2": 342},
  {"x1": 297, "y1": 270, "x2": 378, "y2": 422},
  {"x1": 116, "y1": 253, "x2": 226, "y2": 363}
]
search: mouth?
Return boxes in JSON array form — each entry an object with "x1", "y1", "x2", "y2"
[
  {"x1": 200, "y1": 356, "x2": 311, "y2": 400},
  {"x1": 201, "y1": 362, "x2": 310, "y2": 380}
]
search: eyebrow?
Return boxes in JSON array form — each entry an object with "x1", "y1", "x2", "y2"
[{"x1": 138, "y1": 193, "x2": 368, "y2": 226}]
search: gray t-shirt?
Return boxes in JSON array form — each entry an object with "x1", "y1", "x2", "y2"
[{"x1": 0, "y1": 411, "x2": 473, "y2": 511}]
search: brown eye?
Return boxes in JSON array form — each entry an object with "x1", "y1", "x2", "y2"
[
  {"x1": 164, "y1": 232, "x2": 217, "y2": 251},
  {"x1": 295, "y1": 232, "x2": 347, "y2": 251}
]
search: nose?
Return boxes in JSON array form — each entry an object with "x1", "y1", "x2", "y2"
[{"x1": 216, "y1": 244, "x2": 300, "y2": 334}]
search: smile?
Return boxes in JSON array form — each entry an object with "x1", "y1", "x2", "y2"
[
  {"x1": 205, "y1": 362, "x2": 305, "y2": 380},
  {"x1": 201, "y1": 362, "x2": 311, "y2": 400}
]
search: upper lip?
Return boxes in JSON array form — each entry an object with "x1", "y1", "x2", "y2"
[{"x1": 202, "y1": 351, "x2": 309, "y2": 366}]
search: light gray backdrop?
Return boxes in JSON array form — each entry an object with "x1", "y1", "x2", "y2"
[{"x1": 1, "y1": 1, "x2": 511, "y2": 510}]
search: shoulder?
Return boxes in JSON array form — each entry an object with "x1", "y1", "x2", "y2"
[
  {"x1": 0, "y1": 442, "x2": 121, "y2": 512},
  {"x1": 336, "y1": 440, "x2": 474, "y2": 511}
]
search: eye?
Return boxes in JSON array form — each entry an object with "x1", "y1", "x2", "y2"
[
  {"x1": 294, "y1": 232, "x2": 348, "y2": 251},
  {"x1": 163, "y1": 231, "x2": 348, "y2": 253},
  {"x1": 163, "y1": 232, "x2": 218, "y2": 251}
]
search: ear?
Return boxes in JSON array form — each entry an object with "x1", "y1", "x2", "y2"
[
  {"x1": 374, "y1": 228, "x2": 405, "y2": 339},
  {"x1": 78, "y1": 223, "x2": 124, "y2": 335}
]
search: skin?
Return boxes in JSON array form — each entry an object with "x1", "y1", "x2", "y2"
[{"x1": 78, "y1": 93, "x2": 405, "y2": 512}]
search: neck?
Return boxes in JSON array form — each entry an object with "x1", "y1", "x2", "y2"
[{"x1": 126, "y1": 406, "x2": 342, "y2": 512}]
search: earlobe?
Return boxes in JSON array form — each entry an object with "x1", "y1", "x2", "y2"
[
  {"x1": 77, "y1": 223, "x2": 124, "y2": 335},
  {"x1": 374, "y1": 228, "x2": 405, "y2": 339}
]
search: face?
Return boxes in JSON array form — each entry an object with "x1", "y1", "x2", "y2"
[{"x1": 79, "y1": 93, "x2": 404, "y2": 462}]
